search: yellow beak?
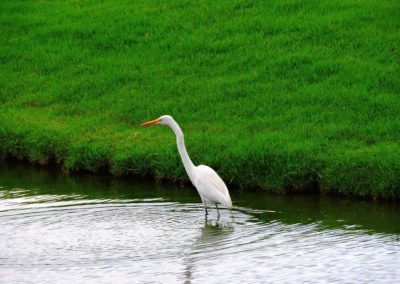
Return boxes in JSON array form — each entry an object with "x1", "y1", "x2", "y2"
[{"x1": 141, "y1": 118, "x2": 161, "y2": 126}]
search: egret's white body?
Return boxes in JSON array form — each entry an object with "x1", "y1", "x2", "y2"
[{"x1": 142, "y1": 115, "x2": 232, "y2": 217}]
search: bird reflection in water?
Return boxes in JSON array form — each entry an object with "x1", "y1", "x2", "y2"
[{"x1": 183, "y1": 218, "x2": 235, "y2": 284}]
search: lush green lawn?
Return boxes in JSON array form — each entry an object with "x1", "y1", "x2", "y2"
[{"x1": 1, "y1": 0, "x2": 399, "y2": 198}]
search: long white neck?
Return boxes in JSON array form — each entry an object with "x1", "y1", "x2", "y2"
[{"x1": 168, "y1": 119, "x2": 196, "y2": 181}]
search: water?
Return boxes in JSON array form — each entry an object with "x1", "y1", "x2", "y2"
[{"x1": 0, "y1": 161, "x2": 399, "y2": 283}]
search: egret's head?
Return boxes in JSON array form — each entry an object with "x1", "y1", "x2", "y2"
[{"x1": 141, "y1": 115, "x2": 174, "y2": 127}]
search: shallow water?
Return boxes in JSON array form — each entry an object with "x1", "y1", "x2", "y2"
[{"x1": 0, "y1": 161, "x2": 399, "y2": 283}]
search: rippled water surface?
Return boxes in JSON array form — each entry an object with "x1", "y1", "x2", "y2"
[{"x1": 0, "y1": 161, "x2": 399, "y2": 283}]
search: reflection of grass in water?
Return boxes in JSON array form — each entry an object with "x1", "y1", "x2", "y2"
[
  {"x1": 1, "y1": 159, "x2": 399, "y2": 235},
  {"x1": 0, "y1": 1, "x2": 399, "y2": 199},
  {"x1": 233, "y1": 191, "x2": 400, "y2": 234}
]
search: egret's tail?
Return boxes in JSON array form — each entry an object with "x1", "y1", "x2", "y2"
[{"x1": 222, "y1": 194, "x2": 232, "y2": 209}]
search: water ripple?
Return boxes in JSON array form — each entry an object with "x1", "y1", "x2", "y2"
[{"x1": 0, "y1": 189, "x2": 399, "y2": 284}]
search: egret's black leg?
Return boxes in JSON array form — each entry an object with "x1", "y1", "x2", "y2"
[
  {"x1": 215, "y1": 204, "x2": 220, "y2": 219},
  {"x1": 204, "y1": 204, "x2": 208, "y2": 218}
]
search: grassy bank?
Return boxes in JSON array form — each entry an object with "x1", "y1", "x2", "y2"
[{"x1": 1, "y1": 0, "x2": 399, "y2": 199}]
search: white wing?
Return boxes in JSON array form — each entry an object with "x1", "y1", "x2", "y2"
[{"x1": 193, "y1": 165, "x2": 232, "y2": 208}]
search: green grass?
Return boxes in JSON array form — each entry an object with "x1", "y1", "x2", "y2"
[{"x1": 1, "y1": 0, "x2": 399, "y2": 199}]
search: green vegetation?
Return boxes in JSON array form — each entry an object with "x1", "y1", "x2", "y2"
[{"x1": 1, "y1": 0, "x2": 399, "y2": 199}]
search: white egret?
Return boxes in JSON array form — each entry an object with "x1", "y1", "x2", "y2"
[{"x1": 141, "y1": 115, "x2": 232, "y2": 218}]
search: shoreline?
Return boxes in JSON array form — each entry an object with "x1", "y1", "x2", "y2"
[{"x1": 1, "y1": 149, "x2": 398, "y2": 202}]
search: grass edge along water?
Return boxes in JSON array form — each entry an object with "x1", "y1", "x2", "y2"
[{"x1": 0, "y1": 0, "x2": 399, "y2": 199}]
